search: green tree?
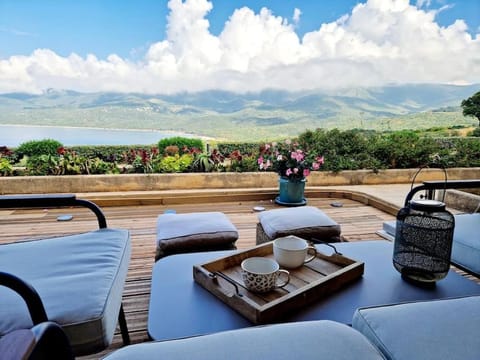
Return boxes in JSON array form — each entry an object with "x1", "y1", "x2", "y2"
[{"x1": 461, "y1": 91, "x2": 480, "y2": 126}]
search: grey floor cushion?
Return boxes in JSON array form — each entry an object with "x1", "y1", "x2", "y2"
[
  {"x1": 353, "y1": 296, "x2": 480, "y2": 360},
  {"x1": 256, "y1": 206, "x2": 341, "y2": 244},
  {"x1": 0, "y1": 228, "x2": 131, "y2": 356},
  {"x1": 156, "y1": 212, "x2": 238, "y2": 260},
  {"x1": 103, "y1": 320, "x2": 386, "y2": 360}
]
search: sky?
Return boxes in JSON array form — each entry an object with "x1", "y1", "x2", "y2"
[{"x1": 0, "y1": 0, "x2": 479, "y2": 94}]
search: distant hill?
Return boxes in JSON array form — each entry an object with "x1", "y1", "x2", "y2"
[{"x1": 0, "y1": 84, "x2": 477, "y2": 141}]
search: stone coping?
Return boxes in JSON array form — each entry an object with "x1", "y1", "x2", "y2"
[{"x1": 1, "y1": 168, "x2": 479, "y2": 195}]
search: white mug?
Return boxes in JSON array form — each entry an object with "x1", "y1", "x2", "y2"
[
  {"x1": 241, "y1": 257, "x2": 290, "y2": 293},
  {"x1": 273, "y1": 236, "x2": 317, "y2": 269}
]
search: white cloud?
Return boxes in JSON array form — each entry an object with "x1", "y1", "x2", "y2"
[
  {"x1": 293, "y1": 8, "x2": 302, "y2": 25},
  {"x1": 0, "y1": 0, "x2": 479, "y2": 94},
  {"x1": 415, "y1": 0, "x2": 431, "y2": 8}
]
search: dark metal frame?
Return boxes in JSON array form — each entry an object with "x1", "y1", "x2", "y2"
[
  {"x1": 0, "y1": 272, "x2": 74, "y2": 359},
  {"x1": 404, "y1": 179, "x2": 480, "y2": 206},
  {"x1": 0, "y1": 194, "x2": 130, "y2": 346}
]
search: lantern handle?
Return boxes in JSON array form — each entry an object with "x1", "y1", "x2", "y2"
[{"x1": 409, "y1": 166, "x2": 448, "y2": 203}]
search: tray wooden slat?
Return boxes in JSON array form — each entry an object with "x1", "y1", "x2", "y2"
[{"x1": 193, "y1": 239, "x2": 364, "y2": 324}]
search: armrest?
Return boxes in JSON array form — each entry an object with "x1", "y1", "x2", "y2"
[
  {"x1": 30, "y1": 321, "x2": 74, "y2": 359},
  {"x1": 0, "y1": 272, "x2": 48, "y2": 325},
  {"x1": 404, "y1": 180, "x2": 480, "y2": 206},
  {"x1": 0, "y1": 320, "x2": 74, "y2": 360},
  {"x1": 0, "y1": 194, "x2": 107, "y2": 228}
]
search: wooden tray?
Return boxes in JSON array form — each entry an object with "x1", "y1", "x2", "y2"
[{"x1": 193, "y1": 238, "x2": 364, "y2": 324}]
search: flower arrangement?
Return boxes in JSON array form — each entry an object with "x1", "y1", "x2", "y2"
[{"x1": 258, "y1": 139, "x2": 324, "y2": 182}]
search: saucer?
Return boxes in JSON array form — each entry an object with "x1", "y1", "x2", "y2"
[{"x1": 274, "y1": 197, "x2": 307, "y2": 207}]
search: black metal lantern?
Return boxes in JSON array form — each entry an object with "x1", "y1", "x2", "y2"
[{"x1": 393, "y1": 198, "x2": 455, "y2": 282}]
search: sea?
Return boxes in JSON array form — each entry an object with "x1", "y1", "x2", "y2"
[{"x1": 0, "y1": 125, "x2": 195, "y2": 147}]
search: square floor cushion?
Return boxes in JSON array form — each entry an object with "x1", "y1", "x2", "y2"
[
  {"x1": 156, "y1": 212, "x2": 238, "y2": 260},
  {"x1": 256, "y1": 206, "x2": 341, "y2": 244}
]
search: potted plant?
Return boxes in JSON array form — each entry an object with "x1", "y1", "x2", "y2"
[{"x1": 258, "y1": 139, "x2": 324, "y2": 206}]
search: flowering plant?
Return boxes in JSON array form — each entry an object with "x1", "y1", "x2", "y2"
[{"x1": 258, "y1": 139, "x2": 324, "y2": 181}]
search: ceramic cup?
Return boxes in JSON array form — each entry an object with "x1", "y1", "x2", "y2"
[
  {"x1": 241, "y1": 257, "x2": 290, "y2": 293},
  {"x1": 273, "y1": 236, "x2": 317, "y2": 269}
]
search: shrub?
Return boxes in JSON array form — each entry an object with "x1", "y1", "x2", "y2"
[
  {"x1": 0, "y1": 158, "x2": 13, "y2": 176},
  {"x1": 371, "y1": 130, "x2": 438, "y2": 169},
  {"x1": 298, "y1": 129, "x2": 379, "y2": 171},
  {"x1": 87, "y1": 158, "x2": 119, "y2": 174},
  {"x1": 16, "y1": 139, "x2": 63, "y2": 157},
  {"x1": 471, "y1": 127, "x2": 480, "y2": 137},
  {"x1": 25, "y1": 155, "x2": 61, "y2": 175},
  {"x1": 226, "y1": 151, "x2": 259, "y2": 172},
  {"x1": 154, "y1": 154, "x2": 193, "y2": 173},
  {"x1": 217, "y1": 142, "x2": 259, "y2": 157},
  {"x1": 158, "y1": 137, "x2": 204, "y2": 155}
]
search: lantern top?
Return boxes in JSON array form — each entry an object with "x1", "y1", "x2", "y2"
[{"x1": 409, "y1": 199, "x2": 446, "y2": 212}]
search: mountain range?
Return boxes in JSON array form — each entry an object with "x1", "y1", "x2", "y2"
[{"x1": 0, "y1": 83, "x2": 477, "y2": 141}]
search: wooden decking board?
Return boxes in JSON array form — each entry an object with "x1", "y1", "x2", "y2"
[{"x1": 0, "y1": 194, "x2": 407, "y2": 359}]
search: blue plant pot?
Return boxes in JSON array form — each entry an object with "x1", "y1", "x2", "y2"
[{"x1": 276, "y1": 177, "x2": 306, "y2": 206}]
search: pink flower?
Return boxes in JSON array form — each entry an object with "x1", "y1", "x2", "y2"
[
  {"x1": 291, "y1": 150, "x2": 304, "y2": 162},
  {"x1": 257, "y1": 140, "x2": 324, "y2": 181}
]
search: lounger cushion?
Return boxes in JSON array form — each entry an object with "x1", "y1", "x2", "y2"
[
  {"x1": 103, "y1": 320, "x2": 386, "y2": 360},
  {"x1": 0, "y1": 228, "x2": 131, "y2": 356},
  {"x1": 156, "y1": 212, "x2": 238, "y2": 259},
  {"x1": 451, "y1": 213, "x2": 480, "y2": 276},
  {"x1": 353, "y1": 296, "x2": 480, "y2": 360}
]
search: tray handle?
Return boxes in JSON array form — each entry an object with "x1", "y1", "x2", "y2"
[
  {"x1": 311, "y1": 239, "x2": 342, "y2": 255},
  {"x1": 212, "y1": 272, "x2": 243, "y2": 298}
]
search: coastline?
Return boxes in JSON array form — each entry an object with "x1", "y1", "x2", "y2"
[
  {"x1": 0, "y1": 124, "x2": 214, "y2": 147},
  {"x1": 0, "y1": 123, "x2": 214, "y2": 140}
]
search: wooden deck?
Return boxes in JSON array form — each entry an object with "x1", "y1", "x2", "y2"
[{"x1": 1, "y1": 193, "x2": 399, "y2": 359}]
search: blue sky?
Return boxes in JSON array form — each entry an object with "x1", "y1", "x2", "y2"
[
  {"x1": 1, "y1": 0, "x2": 479, "y2": 59},
  {"x1": 0, "y1": 0, "x2": 479, "y2": 94}
]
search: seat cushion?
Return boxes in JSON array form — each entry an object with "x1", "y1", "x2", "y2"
[
  {"x1": 0, "y1": 228, "x2": 131, "y2": 356},
  {"x1": 257, "y1": 206, "x2": 341, "y2": 242},
  {"x1": 156, "y1": 212, "x2": 238, "y2": 259},
  {"x1": 103, "y1": 320, "x2": 385, "y2": 360},
  {"x1": 353, "y1": 296, "x2": 480, "y2": 360},
  {"x1": 451, "y1": 213, "x2": 480, "y2": 276}
]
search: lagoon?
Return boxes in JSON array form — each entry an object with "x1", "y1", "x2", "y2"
[{"x1": 0, "y1": 125, "x2": 191, "y2": 147}]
